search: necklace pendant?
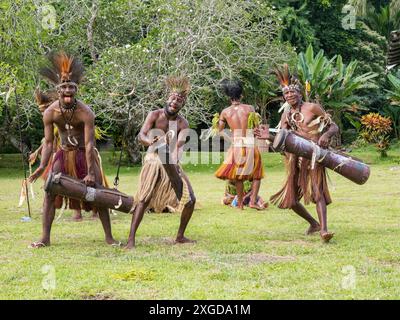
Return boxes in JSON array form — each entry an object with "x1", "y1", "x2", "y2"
[
  {"x1": 65, "y1": 124, "x2": 73, "y2": 130},
  {"x1": 68, "y1": 135, "x2": 79, "y2": 147}
]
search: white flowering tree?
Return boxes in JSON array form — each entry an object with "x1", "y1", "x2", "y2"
[{"x1": 83, "y1": 0, "x2": 294, "y2": 162}]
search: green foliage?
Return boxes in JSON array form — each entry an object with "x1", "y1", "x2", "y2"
[
  {"x1": 386, "y1": 73, "x2": 400, "y2": 105},
  {"x1": 385, "y1": 72, "x2": 400, "y2": 138},
  {"x1": 363, "y1": 3, "x2": 400, "y2": 39},
  {"x1": 1, "y1": 150, "x2": 400, "y2": 299},
  {"x1": 82, "y1": 0, "x2": 294, "y2": 162},
  {"x1": 296, "y1": 45, "x2": 378, "y2": 125},
  {"x1": 275, "y1": 3, "x2": 318, "y2": 53},
  {"x1": 301, "y1": 0, "x2": 387, "y2": 76},
  {"x1": 360, "y1": 112, "x2": 393, "y2": 157}
]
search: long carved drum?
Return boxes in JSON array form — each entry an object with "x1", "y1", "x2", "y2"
[
  {"x1": 44, "y1": 172, "x2": 134, "y2": 213},
  {"x1": 273, "y1": 129, "x2": 370, "y2": 185}
]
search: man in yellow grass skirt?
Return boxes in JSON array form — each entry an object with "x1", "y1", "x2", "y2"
[
  {"x1": 214, "y1": 79, "x2": 265, "y2": 210},
  {"x1": 29, "y1": 89, "x2": 109, "y2": 221},
  {"x1": 125, "y1": 76, "x2": 196, "y2": 249},
  {"x1": 28, "y1": 52, "x2": 119, "y2": 248}
]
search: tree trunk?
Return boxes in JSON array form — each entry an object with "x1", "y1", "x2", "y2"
[
  {"x1": 87, "y1": 0, "x2": 99, "y2": 63},
  {"x1": 9, "y1": 136, "x2": 30, "y2": 154},
  {"x1": 125, "y1": 137, "x2": 142, "y2": 164},
  {"x1": 124, "y1": 121, "x2": 142, "y2": 164}
]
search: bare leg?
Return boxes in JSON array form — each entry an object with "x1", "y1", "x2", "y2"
[
  {"x1": 93, "y1": 161, "x2": 118, "y2": 246},
  {"x1": 31, "y1": 192, "x2": 56, "y2": 247},
  {"x1": 175, "y1": 201, "x2": 196, "y2": 243},
  {"x1": 31, "y1": 160, "x2": 61, "y2": 248},
  {"x1": 291, "y1": 202, "x2": 320, "y2": 235},
  {"x1": 72, "y1": 209, "x2": 83, "y2": 221},
  {"x1": 235, "y1": 180, "x2": 244, "y2": 210},
  {"x1": 175, "y1": 176, "x2": 196, "y2": 243},
  {"x1": 315, "y1": 196, "x2": 334, "y2": 242},
  {"x1": 96, "y1": 207, "x2": 117, "y2": 245},
  {"x1": 249, "y1": 179, "x2": 264, "y2": 210},
  {"x1": 125, "y1": 200, "x2": 151, "y2": 249}
]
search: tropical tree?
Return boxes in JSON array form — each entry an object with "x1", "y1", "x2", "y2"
[
  {"x1": 385, "y1": 73, "x2": 400, "y2": 138},
  {"x1": 83, "y1": 0, "x2": 294, "y2": 162},
  {"x1": 363, "y1": 4, "x2": 400, "y2": 39},
  {"x1": 296, "y1": 45, "x2": 378, "y2": 127},
  {"x1": 272, "y1": 1, "x2": 318, "y2": 53}
]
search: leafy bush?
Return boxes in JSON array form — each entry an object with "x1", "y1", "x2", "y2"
[{"x1": 360, "y1": 112, "x2": 393, "y2": 157}]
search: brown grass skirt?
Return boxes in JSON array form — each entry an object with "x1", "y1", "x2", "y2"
[
  {"x1": 270, "y1": 154, "x2": 332, "y2": 209},
  {"x1": 133, "y1": 153, "x2": 190, "y2": 213}
]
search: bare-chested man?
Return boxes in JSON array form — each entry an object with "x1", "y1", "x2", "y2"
[
  {"x1": 28, "y1": 52, "x2": 118, "y2": 248},
  {"x1": 30, "y1": 89, "x2": 105, "y2": 221},
  {"x1": 255, "y1": 64, "x2": 339, "y2": 242},
  {"x1": 125, "y1": 76, "x2": 195, "y2": 249},
  {"x1": 215, "y1": 79, "x2": 264, "y2": 210}
]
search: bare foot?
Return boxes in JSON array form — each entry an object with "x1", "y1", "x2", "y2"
[
  {"x1": 175, "y1": 236, "x2": 196, "y2": 244},
  {"x1": 29, "y1": 240, "x2": 49, "y2": 248},
  {"x1": 124, "y1": 241, "x2": 135, "y2": 250},
  {"x1": 249, "y1": 203, "x2": 265, "y2": 211},
  {"x1": 320, "y1": 231, "x2": 334, "y2": 243},
  {"x1": 105, "y1": 238, "x2": 121, "y2": 246},
  {"x1": 306, "y1": 223, "x2": 321, "y2": 235}
]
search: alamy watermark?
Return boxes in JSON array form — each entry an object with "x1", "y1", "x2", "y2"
[
  {"x1": 341, "y1": 4, "x2": 357, "y2": 30},
  {"x1": 341, "y1": 265, "x2": 356, "y2": 290},
  {"x1": 34, "y1": 0, "x2": 58, "y2": 31},
  {"x1": 41, "y1": 264, "x2": 56, "y2": 291}
]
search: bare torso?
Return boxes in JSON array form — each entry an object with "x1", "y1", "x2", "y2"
[
  {"x1": 45, "y1": 99, "x2": 94, "y2": 149},
  {"x1": 139, "y1": 109, "x2": 189, "y2": 148},
  {"x1": 281, "y1": 102, "x2": 326, "y2": 143},
  {"x1": 220, "y1": 103, "x2": 255, "y2": 136}
]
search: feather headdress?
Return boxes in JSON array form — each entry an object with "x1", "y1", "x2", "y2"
[
  {"x1": 34, "y1": 89, "x2": 58, "y2": 113},
  {"x1": 273, "y1": 64, "x2": 302, "y2": 93},
  {"x1": 165, "y1": 76, "x2": 191, "y2": 99},
  {"x1": 40, "y1": 52, "x2": 84, "y2": 87}
]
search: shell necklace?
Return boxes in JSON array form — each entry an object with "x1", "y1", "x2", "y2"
[{"x1": 60, "y1": 99, "x2": 79, "y2": 146}]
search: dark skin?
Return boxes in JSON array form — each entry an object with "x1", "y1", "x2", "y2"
[
  {"x1": 29, "y1": 121, "x2": 97, "y2": 222},
  {"x1": 28, "y1": 84, "x2": 118, "y2": 247},
  {"x1": 125, "y1": 92, "x2": 196, "y2": 249},
  {"x1": 255, "y1": 88, "x2": 339, "y2": 242},
  {"x1": 218, "y1": 98, "x2": 263, "y2": 210}
]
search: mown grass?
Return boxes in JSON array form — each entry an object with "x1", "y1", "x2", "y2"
[{"x1": 0, "y1": 145, "x2": 399, "y2": 300}]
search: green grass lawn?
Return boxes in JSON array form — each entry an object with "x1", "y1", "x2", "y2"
[{"x1": 0, "y1": 146, "x2": 400, "y2": 300}]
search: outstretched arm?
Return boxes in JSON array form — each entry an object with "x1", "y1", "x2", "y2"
[
  {"x1": 29, "y1": 140, "x2": 44, "y2": 165},
  {"x1": 83, "y1": 110, "x2": 96, "y2": 185},
  {"x1": 28, "y1": 111, "x2": 54, "y2": 182}
]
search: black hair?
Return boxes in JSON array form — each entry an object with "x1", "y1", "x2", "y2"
[{"x1": 220, "y1": 79, "x2": 243, "y2": 100}]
